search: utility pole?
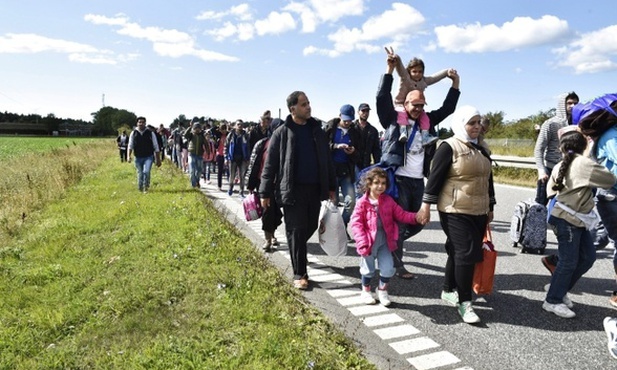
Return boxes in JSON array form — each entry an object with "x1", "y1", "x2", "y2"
[{"x1": 102, "y1": 93, "x2": 105, "y2": 107}]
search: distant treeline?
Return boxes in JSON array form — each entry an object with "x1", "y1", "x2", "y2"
[{"x1": 0, "y1": 111, "x2": 92, "y2": 136}]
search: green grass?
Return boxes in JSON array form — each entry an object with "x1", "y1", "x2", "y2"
[
  {"x1": 0, "y1": 146, "x2": 375, "y2": 370},
  {"x1": 0, "y1": 136, "x2": 101, "y2": 160}
]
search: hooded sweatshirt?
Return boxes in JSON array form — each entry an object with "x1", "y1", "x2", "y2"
[{"x1": 534, "y1": 92, "x2": 570, "y2": 174}]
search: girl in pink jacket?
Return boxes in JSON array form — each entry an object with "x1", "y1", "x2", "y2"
[{"x1": 350, "y1": 167, "x2": 422, "y2": 306}]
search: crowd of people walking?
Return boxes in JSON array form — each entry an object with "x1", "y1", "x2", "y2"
[{"x1": 118, "y1": 47, "x2": 617, "y2": 358}]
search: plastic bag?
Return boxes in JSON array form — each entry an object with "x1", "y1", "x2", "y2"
[
  {"x1": 317, "y1": 200, "x2": 347, "y2": 257},
  {"x1": 242, "y1": 192, "x2": 263, "y2": 221}
]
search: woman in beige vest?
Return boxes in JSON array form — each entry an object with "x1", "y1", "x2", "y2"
[{"x1": 417, "y1": 105, "x2": 496, "y2": 324}]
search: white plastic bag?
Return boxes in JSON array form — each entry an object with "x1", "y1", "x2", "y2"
[{"x1": 317, "y1": 200, "x2": 347, "y2": 257}]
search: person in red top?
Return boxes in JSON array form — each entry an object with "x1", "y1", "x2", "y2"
[{"x1": 215, "y1": 124, "x2": 228, "y2": 191}]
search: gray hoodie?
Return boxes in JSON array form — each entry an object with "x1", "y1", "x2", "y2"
[{"x1": 534, "y1": 92, "x2": 570, "y2": 175}]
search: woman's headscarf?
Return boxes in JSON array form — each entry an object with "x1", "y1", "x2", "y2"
[{"x1": 450, "y1": 105, "x2": 481, "y2": 144}]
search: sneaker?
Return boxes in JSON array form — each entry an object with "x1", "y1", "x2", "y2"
[
  {"x1": 458, "y1": 301, "x2": 481, "y2": 324},
  {"x1": 262, "y1": 239, "x2": 272, "y2": 252},
  {"x1": 360, "y1": 289, "x2": 376, "y2": 305},
  {"x1": 562, "y1": 294, "x2": 574, "y2": 309},
  {"x1": 610, "y1": 292, "x2": 617, "y2": 309},
  {"x1": 271, "y1": 237, "x2": 279, "y2": 247},
  {"x1": 293, "y1": 278, "x2": 309, "y2": 290},
  {"x1": 441, "y1": 290, "x2": 459, "y2": 307},
  {"x1": 398, "y1": 132, "x2": 408, "y2": 143},
  {"x1": 227, "y1": 189, "x2": 233, "y2": 196},
  {"x1": 603, "y1": 317, "x2": 617, "y2": 359},
  {"x1": 542, "y1": 301, "x2": 576, "y2": 318},
  {"x1": 377, "y1": 289, "x2": 391, "y2": 307},
  {"x1": 541, "y1": 256, "x2": 557, "y2": 275}
]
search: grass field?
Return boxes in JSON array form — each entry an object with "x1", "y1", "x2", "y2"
[
  {"x1": 0, "y1": 136, "x2": 102, "y2": 160},
  {"x1": 0, "y1": 140, "x2": 375, "y2": 369}
]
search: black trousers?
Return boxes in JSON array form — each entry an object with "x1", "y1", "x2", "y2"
[
  {"x1": 439, "y1": 212, "x2": 488, "y2": 303},
  {"x1": 283, "y1": 184, "x2": 321, "y2": 280}
]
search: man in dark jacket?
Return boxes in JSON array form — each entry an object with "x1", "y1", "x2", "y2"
[
  {"x1": 259, "y1": 91, "x2": 336, "y2": 290},
  {"x1": 354, "y1": 103, "x2": 381, "y2": 170},
  {"x1": 377, "y1": 51, "x2": 460, "y2": 278}
]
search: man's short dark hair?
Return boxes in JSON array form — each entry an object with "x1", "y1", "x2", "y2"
[
  {"x1": 286, "y1": 91, "x2": 305, "y2": 110},
  {"x1": 566, "y1": 92, "x2": 579, "y2": 102}
]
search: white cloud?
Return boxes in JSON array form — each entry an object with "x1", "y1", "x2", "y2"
[
  {"x1": 284, "y1": 0, "x2": 364, "y2": 33},
  {"x1": 283, "y1": 2, "x2": 317, "y2": 33},
  {"x1": 434, "y1": 15, "x2": 570, "y2": 53},
  {"x1": 85, "y1": 14, "x2": 239, "y2": 62},
  {"x1": 255, "y1": 12, "x2": 296, "y2": 36},
  {"x1": 0, "y1": 33, "x2": 123, "y2": 64},
  {"x1": 196, "y1": 3, "x2": 253, "y2": 21},
  {"x1": 304, "y1": 2, "x2": 424, "y2": 57},
  {"x1": 554, "y1": 24, "x2": 617, "y2": 74}
]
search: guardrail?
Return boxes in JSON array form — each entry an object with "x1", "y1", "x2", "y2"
[{"x1": 491, "y1": 155, "x2": 535, "y2": 169}]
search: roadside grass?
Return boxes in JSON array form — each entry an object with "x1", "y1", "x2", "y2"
[
  {"x1": 0, "y1": 151, "x2": 375, "y2": 369},
  {"x1": 0, "y1": 139, "x2": 112, "y2": 247},
  {"x1": 487, "y1": 143, "x2": 535, "y2": 158},
  {"x1": 492, "y1": 166, "x2": 536, "y2": 188},
  {"x1": 0, "y1": 136, "x2": 99, "y2": 160}
]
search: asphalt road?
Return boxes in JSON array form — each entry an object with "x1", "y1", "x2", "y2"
[{"x1": 202, "y1": 179, "x2": 617, "y2": 370}]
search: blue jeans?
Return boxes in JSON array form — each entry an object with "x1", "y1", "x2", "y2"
[
  {"x1": 597, "y1": 188, "x2": 617, "y2": 273},
  {"x1": 360, "y1": 242, "x2": 395, "y2": 280},
  {"x1": 134, "y1": 155, "x2": 154, "y2": 191},
  {"x1": 188, "y1": 154, "x2": 203, "y2": 187},
  {"x1": 546, "y1": 216, "x2": 596, "y2": 304},
  {"x1": 392, "y1": 176, "x2": 425, "y2": 268},
  {"x1": 336, "y1": 174, "x2": 356, "y2": 226}
]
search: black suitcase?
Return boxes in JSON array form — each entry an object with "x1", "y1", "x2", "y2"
[{"x1": 510, "y1": 199, "x2": 547, "y2": 254}]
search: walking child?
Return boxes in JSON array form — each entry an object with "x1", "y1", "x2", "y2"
[
  {"x1": 350, "y1": 167, "x2": 424, "y2": 306},
  {"x1": 543, "y1": 131, "x2": 617, "y2": 318},
  {"x1": 385, "y1": 46, "x2": 455, "y2": 145}
]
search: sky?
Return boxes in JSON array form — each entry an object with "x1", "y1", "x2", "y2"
[{"x1": 1, "y1": 0, "x2": 616, "y2": 128}]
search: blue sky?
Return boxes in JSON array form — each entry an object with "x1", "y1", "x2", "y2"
[{"x1": 1, "y1": 1, "x2": 616, "y2": 128}]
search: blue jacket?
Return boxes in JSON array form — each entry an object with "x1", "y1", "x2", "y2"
[{"x1": 225, "y1": 130, "x2": 250, "y2": 162}]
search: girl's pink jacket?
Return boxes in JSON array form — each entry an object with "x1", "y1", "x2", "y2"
[{"x1": 350, "y1": 192, "x2": 418, "y2": 256}]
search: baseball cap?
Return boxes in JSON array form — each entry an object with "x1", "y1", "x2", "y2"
[
  {"x1": 358, "y1": 103, "x2": 371, "y2": 111},
  {"x1": 340, "y1": 104, "x2": 355, "y2": 121}
]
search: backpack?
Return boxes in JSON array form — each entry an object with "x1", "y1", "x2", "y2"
[{"x1": 574, "y1": 93, "x2": 617, "y2": 138}]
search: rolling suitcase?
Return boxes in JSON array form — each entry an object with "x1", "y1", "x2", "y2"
[{"x1": 510, "y1": 199, "x2": 547, "y2": 254}]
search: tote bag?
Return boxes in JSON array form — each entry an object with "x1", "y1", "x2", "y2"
[{"x1": 473, "y1": 225, "x2": 497, "y2": 295}]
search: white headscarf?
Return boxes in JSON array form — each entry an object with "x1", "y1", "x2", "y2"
[{"x1": 450, "y1": 105, "x2": 481, "y2": 144}]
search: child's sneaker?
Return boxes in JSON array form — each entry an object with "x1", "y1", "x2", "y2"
[
  {"x1": 542, "y1": 301, "x2": 575, "y2": 318},
  {"x1": 398, "y1": 129, "x2": 408, "y2": 143},
  {"x1": 377, "y1": 288, "x2": 391, "y2": 307},
  {"x1": 421, "y1": 131, "x2": 439, "y2": 147},
  {"x1": 603, "y1": 317, "x2": 617, "y2": 359},
  {"x1": 458, "y1": 301, "x2": 481, "y2": 324},
  {"x1": 360, "y1": 287, "x2": 376, "y2": 305}
]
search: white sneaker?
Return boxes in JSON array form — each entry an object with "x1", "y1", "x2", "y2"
[
  {"x1": 441, "y1": 290, "x2": 459, "y2": 307},
  {"x1": 377, "y1": 289, "x2": 391, "y2": 307},
  {"x1": 562, "y1": 294, "x2": 574, "y2": 309},
  {"x1": 398, "y1": 132, "x2": 408, "y2": 143},
  {"x1": 603, "y1": 317, "x2": 617, "y2": 359},
  {"x1": 360, "y1": 289, "x2": 376, "y2": 305},
  {"x1": 542, "y1": 301, "x2": 576, "y2": 318},
  {"x1": 458, "y1": 301, "x2": 481, "y2": 324}
]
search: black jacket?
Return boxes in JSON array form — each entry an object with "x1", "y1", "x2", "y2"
[
  {"x1": 354, "y1": 120, "x2": 382, "y2": 169},
  {"x1": 376, "y1": 73, "x2": 460, "y2": 177},
  {"x1": 259, "y1": 115, "x2": 336, "y2": 206}
]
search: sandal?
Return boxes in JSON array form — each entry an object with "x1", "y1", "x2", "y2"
[
  {"x1": 293, "y1": 277, "x2": 309, "y2": 290},
  {"x1": 396, "y1": 268, "x2": 416, "y2": 280}
]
